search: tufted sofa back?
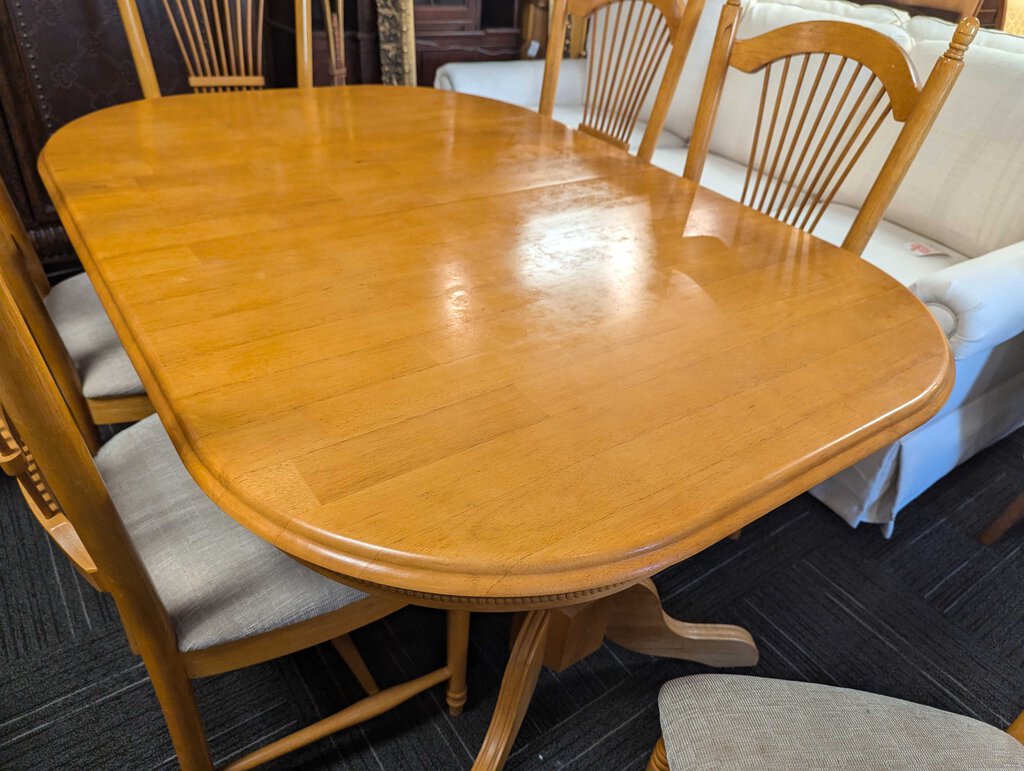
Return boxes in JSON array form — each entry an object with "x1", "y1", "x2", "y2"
[
  {"x1": 887, "y1": 23, "x2": 1024, "y2": 257},
  {"x1": 665, "y1": 0, "x2": 1024, "y2": 258}
]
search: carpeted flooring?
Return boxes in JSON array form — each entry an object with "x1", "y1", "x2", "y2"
[{"x1": 1, "y1": 425, "x2": 1022, "y2": 769}]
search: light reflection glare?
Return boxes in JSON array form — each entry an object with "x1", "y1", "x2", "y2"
[
  {"x1": 514, "y1": 200, "x2": 655, "y2": 321},
  {"x1": 442, "y1": 265, "x2": 472, "y2": 329}
]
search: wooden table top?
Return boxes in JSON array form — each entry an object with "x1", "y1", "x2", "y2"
[{"x1": 41, "y1": 86, "x2": 952, "y2": 602}]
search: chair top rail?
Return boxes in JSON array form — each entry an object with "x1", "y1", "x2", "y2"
[{"x1": 730, "y1": 21, "x2": 923, "y2": 120}]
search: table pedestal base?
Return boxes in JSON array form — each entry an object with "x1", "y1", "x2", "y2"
[{"x1": 473, "y1": 579, "x2": 758, "y2": 770}]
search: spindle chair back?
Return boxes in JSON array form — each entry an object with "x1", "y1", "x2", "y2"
[
  {"x1": 540, "y1": 0, "x2": 706, "y2": 162},
  {"x1": 0, "y1": 260, "x2": 469, "y2": 770},
  {"x1": 683, "y1": 0, "x2": 978, "y2": 254},
  {"x1": 117, "y1": 0, "x2": 313, "y2": 98}
]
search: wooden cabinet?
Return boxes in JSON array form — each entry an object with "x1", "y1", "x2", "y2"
[
  {"x1": 414, "y1": 0, "x2": 521, "y2": 86},
  {"x1": 977, "y1": 0, "x2": 1005, "y2": 28}
]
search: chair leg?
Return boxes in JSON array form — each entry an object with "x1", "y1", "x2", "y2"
[
  {"x1": 980, "y1": 491, "x2": 1024, "y2": 546},
  {"x1": 647, "y1": 736, "x2": 669, "y2": 771},
  {"x1": 1009, "y1": 709, "x2": 1024, "y2": 743},
  {"x1": 446, "y1": 610, "x2": 470, "y2": 717},
  {"x1": 144, "y1": 654, "x2": 213, "y2": 770},
  {"x1": 331, "y1": 634, "x2": 380, "y2": 695}
]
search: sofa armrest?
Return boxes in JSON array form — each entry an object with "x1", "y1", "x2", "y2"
[
  {"x1": 911, "y1": 242, "x2": 1024, "y2": 360},
  {"x1": 433, "y1": 59, "x2": 586, "y2": 109}
]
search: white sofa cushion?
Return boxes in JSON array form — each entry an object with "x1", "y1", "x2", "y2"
[
  {"x1": 812, "y1": 202, "x2": 967, "y2": 284},
  {"x1": 880, "y1": 39, "x2": 1024, "y2": 258},
  {"x1": 433, "y1": 52, "x2": 689, "y2": 151},
  {"x1": 908, "y1": 15, "x2": 1024, "y2": 54},
  {"x1": 651, "y1": 146, "x2": 967, "y2": 285},
  {"x1": 662, "y1": 0, "x2": 735, "y2": 140},
  {"x1": 740, "y1": 0, "x2": 911, "y2": 39},
  {"x1": 433, "y1": 58, "x2": 587, "y2": 109}
]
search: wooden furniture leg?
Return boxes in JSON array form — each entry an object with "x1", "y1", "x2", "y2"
[
  {"x1": 472, "y1": 610, "x2": 551, "y2": 771},
  {"x1": 603, "y1": 580, "x2": 759, "y2": 667},
  {"x1": 1009, "y1": 709, "x2": 1024, "y2": 742},
  {"x1": 541, "y1": 580, "x2": 758, "y2": 674},
  {"x1": 543, "y1": 600, "x2": 610, "y2": 671},
  {"x1": 331, "y1": 634, "x2": 380, "y2": 695},
  {"x1": 647, "y1": 736, "x2": 669, "y2": 771},
  {"x1": 142, "y1": 652, "x2": 214, "y2": 771},
  {"x1": 446, "y1": 610, "x2": 471, "y2": 716},
  {"x1": 87, "y1": 394, "x2": 154, "y2": 425},
  {"x1": 980, "y1": 491, "x2": 1024, "y2": 546},
  {"x1": 473, "y1": 580, "x2": 756, "y2": 769},
  {"x1": 509, "y1": 611, "x2": 526, "y2": 649}
]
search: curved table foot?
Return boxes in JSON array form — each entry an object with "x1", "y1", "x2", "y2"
[
  {"x1": 603, "y1": 579, "x2": 759, "y2": 667},
  {"x1": 473, "y1": 580, "x2": 758, "y2": 768},
  {"x1": 472, "y1": 610, "x2": 551, "y2": 771}
]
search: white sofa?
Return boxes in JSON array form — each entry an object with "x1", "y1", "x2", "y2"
[{"x1": 435, "y1": 0, "x2": 1024, "y2": 535}]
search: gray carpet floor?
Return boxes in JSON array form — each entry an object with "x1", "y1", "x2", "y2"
[{"x1": 1, "y1": 426, "x2": 1022, "y2": 769}]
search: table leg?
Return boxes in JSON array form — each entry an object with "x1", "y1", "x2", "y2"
[
  {"x1": 472, "y1": 609, "x2": 551, "y2": 771},
  {"x1": 472, "y1": 581, "x2": 757, "y2": 769},
  {"x1": 603, "y1": 579, "x2": 759, "y2": 667},
  {"x1": 979, "y1": 491, "x2": 1024, "y2": 546}
]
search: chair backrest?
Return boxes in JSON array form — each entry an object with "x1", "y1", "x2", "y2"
[
  {"x1": 0, "y1": 183, "x2": 51, "y2": 299},
  {"x1": 0, "y1": 261, "x2": 177, "y2": 658},
  {"x1": 540, "y1": 0, "x2": 706, "y2": 162},
  {"x1": 0, "y1": 181, "x2": 100, "y2": 453},
  {"x1": 117, "y1": 0, "x2": 314, "y2": 98},
  {"x1": 683, "y1": 0, "x2": 977, "y2": 255}
]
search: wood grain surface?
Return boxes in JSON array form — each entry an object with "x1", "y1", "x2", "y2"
[{"x1": 40, "y1": 86, "x2": 952, "y2": 602}]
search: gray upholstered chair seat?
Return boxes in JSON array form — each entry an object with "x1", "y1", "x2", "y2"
[
  {"x1": 44, "y1": 272, "x2": 145, "y2": 399},
  {"x1": 659, "y1": 674, "x2": 1024, "y2": 769},
  {"x1": 95, "y1": 414, "x2": 367, "y2": 652}
]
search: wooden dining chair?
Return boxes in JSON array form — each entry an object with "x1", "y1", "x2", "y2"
[
  {"x1": 647, "y1": 675, "x2": 1024, "y2": 769},
  {"x1": 117, "y1": 0, "x2": 314, "y2": 99},
  {"x1": 540, "y1": 0, "x2": 707, "y2": 162},
  {"x1": 682, "y1": 1, "x2": 978, "y2": 255},
  {"x1": 0, "y1": 180, "x2": 152, "y2": 438},
  {"x1": 0, "y1": 262, "x2": 470, "y2": 769}
]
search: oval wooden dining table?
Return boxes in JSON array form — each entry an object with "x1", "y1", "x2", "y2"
[{"x1": 40, "y1": 85, "x2": 952, "y2": 769}]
